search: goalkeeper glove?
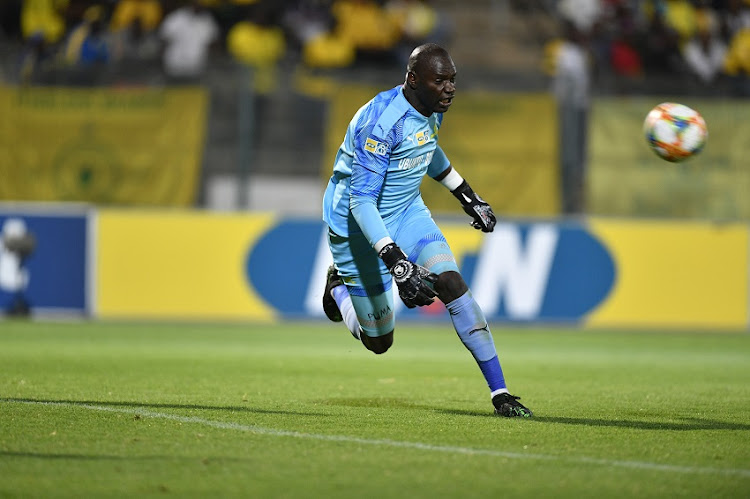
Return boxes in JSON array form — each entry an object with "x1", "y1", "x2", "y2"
[
  {"x1": 378, "y1": 243, "x2": 438, "y2": 308},
  {"x1": 451, "y1": 180, "x2": 496, "y2": 232}
]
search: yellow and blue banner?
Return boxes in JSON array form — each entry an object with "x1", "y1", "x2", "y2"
[
  {"x1": 5, "y1": 204, "x2": 744, "y2": 328},
  {"x1": 92, "y1": 210, "x2": 748, "y2": 329}
]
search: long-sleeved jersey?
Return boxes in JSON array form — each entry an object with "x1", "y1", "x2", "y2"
[{"x1": 322, "y1": 85, "x2": 451, "y2": 248}]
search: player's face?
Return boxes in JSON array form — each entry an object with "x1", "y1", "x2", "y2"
[{"x1": 412, "y1": 54, "x2": 456, "y2": 116}]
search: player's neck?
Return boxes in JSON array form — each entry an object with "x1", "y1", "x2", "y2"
[{"x1": 402, "y1": 85, "x2": 431, "y2": 117}]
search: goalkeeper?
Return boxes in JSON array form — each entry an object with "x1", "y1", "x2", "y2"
[{"x1": 321, "y1": 43, "x2": 532, "y2": 418}]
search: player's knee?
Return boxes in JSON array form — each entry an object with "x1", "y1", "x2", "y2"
[
  {"x1": 435, "y1": 271, "x2": 468, "y2": 303},
  {"x1": 361, "y1": 331, "x2": 393, "y2": 354}
]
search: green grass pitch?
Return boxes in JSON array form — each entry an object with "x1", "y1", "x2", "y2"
[{"x1": 1, "y1": 321, "x2": 749, "y2": 498}]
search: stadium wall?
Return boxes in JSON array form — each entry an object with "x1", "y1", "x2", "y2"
[{"x1": 2, "y1": 205, "x2": 747, "y2": 330}]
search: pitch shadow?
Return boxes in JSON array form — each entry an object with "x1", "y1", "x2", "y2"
[
  {"x1": 435, "y1": 408, "x2": 750, "y2": 431},
  {"x1": 0, "y1": 450, "x2": 253, "y2": 464}
]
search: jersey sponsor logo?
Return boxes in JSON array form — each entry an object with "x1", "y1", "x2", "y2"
[
  {"x1": 364, "y1": 137, "x2": 388, "y2": 156},
  {"x1": 415, "y1": 130, "x2": 430, "y2": 146},
  {"x1": 398, "y1": 151, "x2": 434, "y2": 170}
]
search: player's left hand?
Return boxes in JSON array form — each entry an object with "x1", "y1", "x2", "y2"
[{"x1": 451, "y1": 180, "x2": 496, "y2": 232}]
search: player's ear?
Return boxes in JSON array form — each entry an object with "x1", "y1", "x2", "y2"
[{"x1": 406, "y1": 71, "x2": 417, "y2": 89}]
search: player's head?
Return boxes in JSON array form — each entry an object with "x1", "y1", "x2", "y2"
[{"x1": 404, "y1": 43, "x2": 456, "y2": 117}]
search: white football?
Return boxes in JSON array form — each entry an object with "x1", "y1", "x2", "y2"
[{"x1": 643, "y1": 102, "x2": 707, "y2": 162}]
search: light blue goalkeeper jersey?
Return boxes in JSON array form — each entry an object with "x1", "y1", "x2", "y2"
[{"x1": 322, "y1": 85, "x2": 451, "y2": 248}]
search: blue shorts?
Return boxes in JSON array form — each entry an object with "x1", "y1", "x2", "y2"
[{"x1": 327, "y1": 202, "x2": 459, "y2": 337}]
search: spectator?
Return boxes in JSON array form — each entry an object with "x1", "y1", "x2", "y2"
[
  {"x1": 719, "y1": 0, "x2": 750, "y2": 43},
  {"x1": 549, "y1": 21, "x2": 591, "y2": 213},
  {"x1": 18, "y1": 31, "x2": 56, "y2": 84},
  {"x1": 682, "y1": 10, "x2": 727, "y2": 84},
  {"x1": 226, "y1": 4, "x2": 286, "y2": 92},
  {"x1": 226, "y1": 5, "x2": 285, "y2": 68},
  {"x1": 557, "y1": 0, "x2": 603, "y2": 34},
  {"x1": 284, "y1": 0, "x2": 334, "y2": 51},
  {"x1": 63, "y1": 5, "x2": 111, "y2": 67},
  {"x1": 610, "y1": 31, "x2": 643, "y2": 79},
  {"x1": 110, "y1": 0, "x2": 162, "y2": 33},
  {"x1": 21, "y1": 0, "x2": 68, "y2": 44},
  {"x1": 385, "y1": 0, "x2": 450, "y2": 66},
  {"x1": 606, "y1": 1, "x2": 643, "y2": 80},
  {"x1": 659, "y1": 0, "x2": 698, "y2": 45},
  {"x1": 0, "y1": 218, "x2": 35, "y2": 318},
  {"x1": 110, "y1": 16, "x2": 161, "y2": 65},
  {"x1": 723, "y1": 24, "x2": 750, "y2": 95},
  {"x1": 640, "y1": 6, "x2": 683, "y2": 76},
  {"x1": 159, "y1": 0, "x2": 220, "y2": 83},
  {"x1": 284, "y1": 0, "x2": 356, "y2": 69},
  {"x1": 108, "y1": 0, "x2": 162, "y2": 66},
  {"x1": 331, "y1": 0, "x2": 402, "y2": 63}
]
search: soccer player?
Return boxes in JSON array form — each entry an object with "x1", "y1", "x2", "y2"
[{"x1": 321, "y1": 43, "x2": 532, "y2": 418}]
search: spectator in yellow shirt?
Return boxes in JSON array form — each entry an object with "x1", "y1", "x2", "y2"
[
  {"x1": 110, "y1": 0, "x2": 162, "y2": 33},
  {"x1": 724, "y1": 27, "x2": 750, "y2": 95},
  {"x1": 21, "y1": 0, "x2": 68, "y2": 43},
  {"x1": 227, "y1": 5, "x2": 286, "y2": 93},
  {"x1": 332, "y1": 0, "x2": 401, "y2": 60}
]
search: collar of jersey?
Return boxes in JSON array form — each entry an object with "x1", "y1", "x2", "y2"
[{"x1": 397, "y1": 85, "x2": 431, "y2": 121}]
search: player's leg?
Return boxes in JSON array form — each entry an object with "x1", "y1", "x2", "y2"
[
  {"x1": 325, "y1": 228, "x2": 396, "y2": 354},
  {"x1": 432, "y1": 271, "x2": 531, "y2": 417},
  {"x1": 347, "y1": 286, "x2": 395, "y2": 354},
  {"x1": 395, "y1": 205, "x2": 532, "y2": 417}
]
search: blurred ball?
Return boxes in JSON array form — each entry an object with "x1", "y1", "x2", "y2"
[{"x1": 643, "y1": 102, "x2": 707, "y2": 163}]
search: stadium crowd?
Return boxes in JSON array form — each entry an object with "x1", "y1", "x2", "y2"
[
  {"x1": 0, "y1": 0, "x2": 748, "y2": 94},
  {"x1": 0, "y1": 0, "x2": 450, "y2": 85},
  {"x1": 545, "y1": 0, "x2": 750, "y2": 96}
]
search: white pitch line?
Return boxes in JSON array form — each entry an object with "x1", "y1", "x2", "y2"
[{"x1": 7, "y1": 399, "x2": 750, "y2": 478}]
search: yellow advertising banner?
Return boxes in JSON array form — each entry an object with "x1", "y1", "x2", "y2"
[
  {"x1": 589, "y1": 97, "x2": 750, "y2": 219},
  {"x1": 93, "y1": 210, "x2": 748, "y2": 327},
  {"x1": 326, "y1": 86, "x2": 560, "y2": 216},
  {"x1": 96, "y1": 210, "x2": 278, "y2": 321},
  {"x1": 585, "y1": 218, "x2": 748, "y2": 329},
  {"x1": 0, "y1": 86, "x2": 208, "y2": 206}
]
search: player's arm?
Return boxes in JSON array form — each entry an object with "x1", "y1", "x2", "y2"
[
  {"x1": 349, "y1": 134, "x2": 391, "y2": 249},
  {"x1": 429, "y1": 149, "x2": 496, "y2": 233},
  {"x1": 349, "y1": 135, "x2": 436, "y2": 308}
]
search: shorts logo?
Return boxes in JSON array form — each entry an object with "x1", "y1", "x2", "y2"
[
  {"x1": 415, "y1": 130, "x2": 430, "y2": 146},
  {"x1": 364, "y1": 138, "x2": 388, "y2": 156}
]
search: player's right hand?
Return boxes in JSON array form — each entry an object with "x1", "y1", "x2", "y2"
[{"x1": 378, "y1": 243, "x2": 438, "y2": 308}]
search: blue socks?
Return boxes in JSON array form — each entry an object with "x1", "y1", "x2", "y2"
[{"x1": 446, "y1": 291, "x2": 507, "y2": 393}]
